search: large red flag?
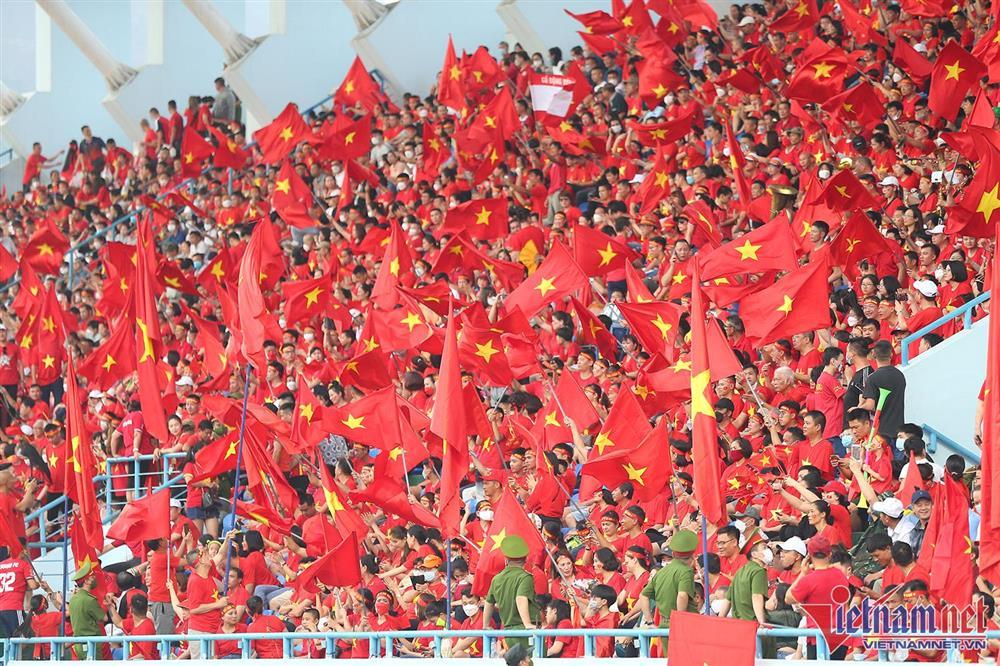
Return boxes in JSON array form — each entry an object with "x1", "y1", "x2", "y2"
[
  {"x1": 978, "y1": 236, "x2": 1000, "y2": 584},
  {"x1": 437, "y1": 36, "x2": 467, "y2": 114},
  {"x1": 107, "y1": 488, "x2": 171, "y2": 544},
  {"x1": 928, "y1": 41, "x2": 986, "y2": 121},
  {"x1": 65, "y1": 359, "x2": 104, "y2": 552},
  {"x1": 667, "y1": 611, "x2": 757, "y2": 666},
  {"x1": 179, "y1": 128, "x2": 213, "y2": 177},
  {"x1": 291, "y1": 533, "x2": 362, "y2": 597},
  {"x1": 503, "y1": 242, "x2": 587, "y2": 317},
  {"x1": 430, "y1": 304, "x2": 468, "y2": 537},
  {"x1": 252, "y1": 103, "x2": 315, "y2": 164},
  {"x1": 696, "y1": 218, "x2": 798, "y2": 281},
  {"x1": 739, "y1": 257, "x2": 832, "y2": 346},
  {"x1": 334, "y1": 56, "x2": 381, "y2": 110},
  {"x1": 470, "y1": 489, "x2": 547, "y2": 596},
  {"x1": 581, "y1": 419, "x2": 671, "y2": 501},
  {"x1": 917, "y1": 474, "x2": 973, "y2": 606},
  {"x1": 237, "y1": 223, "x2": 272, "y2": 368},
  {"x1": 134, "y1": 218, "x2": 169, "y2": 442},
  {"x1": 22, "y1": 221, "x2": 69, "y2": 275},
  {"x1": 690, "y1": 266, "x2": 725, "y2": 526}
]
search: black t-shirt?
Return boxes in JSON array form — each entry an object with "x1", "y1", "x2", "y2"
[
  {"x1": 861, "y1": 365, "x2": 906, "y2": 437},
  {"x1": 843, "y1": 365, "x2": 873, "y2": 428}
]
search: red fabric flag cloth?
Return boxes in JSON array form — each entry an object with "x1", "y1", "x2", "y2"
[
  {"x1": 689, "y1": 267, "x2": 726, "y2": 526},
  {"x1": 900, "y1": 0, "x2": 951, "y2": 17},
  {"x1": 667, "y1": 611, "x2": 757, "y2": 666},
  {"x1": 565, "y1": 9, "x2": 623, "y2": 34},
  {"x1": 190, "y1": 431, "x2": 242, "y2": 481},
  {"x1": 816, "y1": 168, "x2": 881, "y2": 212},
  {"x1": 918, "y1": 474, "x2": 973, "y2": 606},
  {"x1": 823, "y1": 81, "x2": 885, "y2": 129},
  {"x1": 289, "y1": 379, "x2": 326, "y2": 452},
  {"x1": 370, "y1": 222, "x2": 414, "y2": 309},
  {"x1": 974, "y1": 20, "x2": 1000, "y2": 83},
  {"x1": 237, "y1": 222, "x2": 273, "y2": 368},
  {"x1": 569, "y1": 296, "x2": 619, "y2": 361},
  {"x1": 318, "y1": 113, "x2": 372, "y2": 162},
  {"x1": 281, "y1": 273, "x2": 332, "y2": 327},
  {"x1": 236, "y1": 499, "x2": 294, "y2": 537},
  {"x1": 618, "y1": 0, "x2": 654, "y2": 35},
  {"x1": 468, "y1": 89, "x2": 519, "y2": 142},
  {"x1": 253, "y1": 102, "x2": 315, "y2": 164},
  {"x1": 209, "y1": 125, "x2": 249, "y2": 170},
  {"x1": 627, "y1": 107, "x2": 697, "y2": 146},
  {"x1": 270, "y1": 159, "x2": 315, "y2": 229},
  {"x1": 572, "y1": 224, "x2": 640, "y2": 276},
  {"x1": 439, "y1": 197, "x2": 510, "y2": 240},
  {"x1": 786, "y1": 43, "x2": 850, "y2": 103},
  {"x1": 616, "y1": 300, "x2": 683, "y2": 358},
  {"x1": 897, "y1": 451, "x2": 925, "y2": 511},
  {"x1": 636, "y1": 54, "x2": 685, "y2": 107},
  {"x1": 64, "y1": 358, "x2": 104, "y2": 552},
  {"x1": 978, "y1": 237, "x2": 1000, "y2": 585},
  {"x1": 317, "y1": 462, "x2": 369, "y2": 541},
  {"x1": 580, "y1": 389, "x2": 652, "y2": 498},
  {"x1": 179, "y1": 127, "x2": 213, "y2": 177},
  {"x1": 952, "y1": 142, "x2": 1000, "y2": 237},
  {"x1": 437, "y1": 36, "x2": 467, "y2": 114},
  {"x1": 928, "y1": 41, "x2": 986, "y2": 121},
  {"x1": 739, "y1": 256, "x2": 833, "y2": 346},
  {"x1": 528, "y1": 72, "x2": 579, "y2": 126},
  {"x1": 503, "y1": 241, "x2": 587, "y2": 318},
  {"x1": 107, "y1": 488, "x2": 171, "y2": 545},
  {"x1": 430, "y1": 305, "x2": 469, "y2": 537},
  {"x1": 893, "y1": 38, "x2": 933, "y2": 85},
  {"x1": 458, "y1": 325, "x2": 514, "y2": 387},
  {"x1": 696, "y1": 217, "x2": 798, "y2": 281},
  {"x1": 470, "y1": 489, "x2": 547, "y2": 596},
  {"x1": 292, "y1": 533, "x2": 363, "y2": 596},
  {"x1": 134, "y1": 218, "x2": 169, "y2": 442},
  {"x1": 829, "y1": 211, "x2": 898, "y2": 278},
  {"x1": 22, "y1": 221, "x2": 69, "y2": 274},
  {"x1": 322, "y1": 386, "x2": 403, "y2": 446},
  {"x1": 334, "y1": 56, "x2": 381, "y2": 110},
  {"x1": 0, "y1": 243, "x2": 16, "y2": 283},
  {"x1": 768, "y1": 0, "x2": 818, "y2": 33},
  {"x1": 349, "y1": 457, "x2": 441, "y2": 528},
  {"x1": 581, "y1": 419, "x2": 671, "y2": 501}
]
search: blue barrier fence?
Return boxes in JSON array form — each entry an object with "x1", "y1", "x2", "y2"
[
  {"x1": 900, "y1": 290, "x2": 991, "y2": 366},
  {"x1": 2, "y1": 627, "x2": 831, "y2": 661},
  {"x1": 923, "y1": 422, "x2": 982, "y2": 464}
]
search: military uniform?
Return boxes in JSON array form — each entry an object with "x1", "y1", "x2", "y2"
[
  {"x1": 641, "y1": 530, "x2": 698, "y2": 653},
  {"x1": 486, "y1": 536, "x2": 540, "y2": 651}
]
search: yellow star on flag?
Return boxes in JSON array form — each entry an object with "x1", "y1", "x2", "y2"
[
  {"x1": 38, "y1": 243, "x2": 54, "y2": 256},
  {"x1": 449, "y1": 64, "x2": 461, "y2": 80},
  {"x1": 401, "y1": 311, "x2": 423, "y2": 332},
  {"x1": 651, "y1": 83, "x2": 668, "y2": 98},
  {"x1": 389, "y1": 256, "x2": 400, "y2": 276},
  {"x1": 42, "y1": 354, "x2": 55, "y2": 369},
  {"x1": 341, "y1": 414, "x2": 365, "y2": 429},
  {"x1": 304, "y1": 286, "x2": 323, "y2": 308},
  {"x1": 597, "y1": 243, "x2": 617, "y2": 267},
  {"x1": 299, "y1": 403, "x2": 315, "y2": 423},
  {"x1": 651, "y1": 314, "x2": 673, "y2": 339},
  {"x1": 475, "y1": 206, "x2": 492, "y2": 225},
  {"x1": 489, "y1": 528, "x2": 508, "y2": 551},
  {"x1": 690, "y1": 369, "x2": 714, "y2": 418},
  {"x1": 136, "y1": 317, "x2": 155, "y2": 363},
  {"x1": 944, "y1": 60, "x2": 965, "y2": 81},
  {"x1": 623, "y1": 462, "x2": 647, "y2": 485},
  {"x1": 275, "y1": 179, "x2": 291, "y2": 195},
  {"x1": 593, "y1": 432, "x2": 613, "y2": 454},
  {"x1": 812, "y1": 61, "x2": 835, "y2": 79},
  {"x1": 976, "y1": 183, "x2": 1000, "y2": 223},
  {"x1": 777, "y1": 294, "x2": 794, "y2": 315},
  {"x1": 544, "y1": 411, "x2": 562, "y2": 427},
  {"x1": 344, "y1": 79, "x2": 355, "y2": 94},
  {"x1": 279, "y1": 126, "x2": 294, "y2": 141},
  {"x1": 845, "y1": 238, "x2": 861, "y2": 253},
  {"x1": 633, "y1": 384, "x2": 654, "y2": 400},
  {"x1": 102, "y1": 354, "x2": 117, "y2": 372},
  {"x1": 535, "y1": 277, "x2": 556, "y2": 297},
  {"x1": 475, "y1": 339, "x2": 500, "y2": 363},
  {"x1": 735, "y1": 240, "x2": 761, "y2": 260},
  {"x1": 672, "y1": 358, "x2": 692, "y2": 373}
]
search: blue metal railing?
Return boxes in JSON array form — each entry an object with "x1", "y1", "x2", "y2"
[
  {"x1": 2, "y1": 626, "x2": 830, "y2": 661},
  {"x1": 0, "y1": 147, "x2": 13, "y2": 169},
  {"x1": 923, "y1": 422, "x2": 981, "y2": 464},
  {"x1": 24, "y1": 453, "x2": 188, "y2": 553},
  {"x1": 900, "y1": 290, "x2": 991, "y2": 365}
]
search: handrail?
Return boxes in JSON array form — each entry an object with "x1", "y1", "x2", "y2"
[
  {"x1": 0, "y1": 147, "x2": 14, "y2": 168},
  {"x1": 923, "y1": 422, "x2": 981, "y2": 464},
  {"x1": 0, "y1": 92, "x2": 336, "y2": 297},
  {"x1": 3, "y1": 626, "x2": 831, "y2": 660},
  {"x1": 900, "y1": 290, "x2": 991, "y2": 366}
]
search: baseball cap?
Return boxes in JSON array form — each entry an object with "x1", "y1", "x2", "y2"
[
  {"x1": 88, "y1": 390, "x2": 104, "y2": 399},
  {"x1": 871, "y1": 497, "x2": 905, "y2": 518},
  {"x1": 911, "y1": 489, "x2": 933, "y2": 504},
  {"x1": 176, "y1": 376, "x2": 195, "y2": 387},
  {"x1": 929, "y1": 224, "x2": 946, "y2": 234},
  {"x1": 775, "y1": 536, "x2": 807, "y2": 558},
  {"x1": 739, "y1": 15, "x2": 756, "y2": 25},
  {"x1": 169, "y1": 498, "x2": 183, "y2": 509},
  {"x1": 807, "y1": 534, "x2": 832, "y2": 556},
  {"x1": 912, "y1": 279, "x2": 939, "y2": 298},
  {"x1": 821, "y1": 480, "x2": 848, "y2": 496},
  {"x1": 878, "y1": 175, "x2": 900, "y2": 187}
]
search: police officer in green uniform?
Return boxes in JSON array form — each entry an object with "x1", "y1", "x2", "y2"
[
  {"x1": 638, "y1": 529, "x2": 698, "y2": 649},
  {"x1": 483, "y1": 535, "x2": 539, "y2": 651}
]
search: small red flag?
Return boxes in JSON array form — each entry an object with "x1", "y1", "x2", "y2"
[
  {"x1": 179, "y1": 128, "x2": 213, "y2": 177},
  {"x1": 667, "y1": 611, "x2": 757, "y2": 666},
  {"x1": 252, "y1": 103, "x2": 315, "y2": 164},
  {"x1": 439, "y1": 197, "x2": 510, "y2": 240},
  {"x1": 22, "y1": 221, "x2": 68, "y2": 275},
  {"x1": 572, "y1": 224, "x2": 640, "y2": 275},
  {"x1": 739, "y1": 257, "x2": 832, "y2": 346},
  {"x1": 107, "y1": 488, "x2": 171, "y2": 544},
  {"x1": 503, "y1": 242, "x2": 587, "y2": 318},
  {"x1": 565, "y1": 9, "x2": 623, "y2": 34},
  {"x1": 696, "y1": 217, "x2": 798, "y2": 281},
  {"x1": 582, "y1": 419, "x2": 671, "y2": 501},
  {"x1": 917, "y1": 474, "x2": 973, "y2": 606},
  {"x1": 334, "y1": 56, "x2": 381, "y2": 110},
  {"x1": 430, "y1": 304, "x2": 469, "y2": 537},
  {"x1": 928, "y1": 41, "x2": 986, "y2": 121},
  {"x1": 437, "y1": 36, "x2": 467, "y2": 114}
]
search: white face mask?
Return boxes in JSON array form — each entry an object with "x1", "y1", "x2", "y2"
[
  {"x1": 396, "y1": 182, "x2": 408, "y2": 191},
  {"x1": 818, "y1": 169, "x2": 831, "y2": 180},
  {"x1": 462, "y1": 604, "x2": 479, "y2": 616},
  {"x1": 478, "y1": 509, "x2": 494, "y2": 522},
  {"x1": 759, "y1": 548, "x2": 774, "y2": 566},
  {"x1": 847, "y1": 315, "x2": 859, "y2": 327},
  {"x1": 303, "y1": 332, "x2": 315, "y2": 343},
  {"x1": 286, "y1": 379, "x2": 297, "y2": 391},
  {"x1": 896, "y1": 437, "x2": 907, "y2": 451},
  {"x1": 415, "y1": 267, "x2": 426, "y2": 278},
  {"x1": 404, "y1": 150, "x2": 414, "y2": 159},
  {"x1": 422, "y1": 570, "x2": 438, "y2": 582},
  {"x1": 934, "y1": 267, "x2": 945, "y2": 281}
]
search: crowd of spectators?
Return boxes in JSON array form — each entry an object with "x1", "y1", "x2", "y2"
[{"x1": 0, "y1": 0, "x2": 998, "y2": 661}]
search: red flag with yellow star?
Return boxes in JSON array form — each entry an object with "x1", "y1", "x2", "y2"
[
  {"x1": 371, "y1": 222, "x2": 414, "y2": 310},
  {"x1": 953, "y1": 144, "x2": 1000, "y2": 237},
  {"x1": 786, "y1": 42, "x2": 850, "y2": 103},
  {"x1": 337, "y1": 346, "x2": 393, "y2": 392},
  {"x1": 317, "y1": 462, "x2": 368, "y2": 540},
  {"x1": 242, "y1": 422, "x2": 299, "y2": 514},
  {"x1": 627, "y1": 107, "x2": 697, "y2": 146},
  {"x1": 978, "y1": 234, "x2": 1000, "y2": 585},
  {"x1": 431, "y1": 304, "x2": 469, "y2": 538},
  {"x1": 179, "y1": 127, "x2": 213, "y2": 177},
  {"x1": 470, "y1": 489, "x2": 546, "y2": 596},
  {"x1": 236, "y1": 499, "x2": 294, "y2": 537},
  {"x1": 769, "y1": 0, "x2": 818, "y2": 33},
  {"x1": 929, "y1": 41, "x2": 986, "y2": 121},
  {"x1": 739, "y1": 255, "x2": 832, "y2": 347},
  {"x1": 572, "y1": 224, "x2": 639, "y2": 276},
  {"x1": 458, "y1": 325, "x2": 514, "y2": 387},
  {"x1": 281, "y1": 273, "x2": 332, "y2": 327},
  {"x1": 270, "y1": 159, "x2": 315, "y2": 229},
  {"x1": 565, "y1": 8, "x2": 623, "y2": 34},
  {"x1": 616, "y1": 301, "x2": 683, "y2": 359},
  {"x1": 829, "y1": 211, "x2": 899, "y2": 278},
  {"x1": 917, "y1": 473, "x2": 973, "y2": 606},
  {"x1": 437, "y1": 36, "x2": 467, "y2": 114},
  {"x1": 134, "y1": 218, "x2": 169, "y2": 442},
  {"x1": 568, "y1": 296, "x2": 619, "y2": 361},
  {"x1": 667, "y1": 611, "x2": 757, "y2": 666},
  {"x1": 191, "y1": 430, "x2": 242, "y2": 481},
  {"x1": 22, "y1": 220, "x2": 68, "y2": 275},
  {"x1": 318, "y1": 113, "x2": 372, "y2": 162},
  {"x1": 77, "y1": 319, "x2": 136, "y2": 390},
  {"x1": 696, "y1": 217, "x2": 798, "y2": 282},
  {"x1": 817, "y1": 168, "x2": 880, "y2": 212},
  {"x1": 252, "y1": 102, "x2": 315, "y2": 164},
  {"x1": 439, "y1": 197, "x2": 509, "y2": 241},
  {"x1": 824, "y1": 80, "x2": 885, "y2": 129},
  {"x1": 65, "y1": 358, "x2": 104, "y2": 551},
  {"x1": 236, "y1": 222, "x2": 278, "y2": 368},
  {"x1": 290, "y1": 380, "x2": 326, "y2": 452},
  {"x1": 637, "y1": 53, "x2": 685, "y2": 107},
  {"x1": 689, "y1": 267, "x2": 726, "y2": 526},
  {"x1": 581, "y1": 419, "x2": 671, "y2": 501},
  {"x1": 208, "y1": 125, "x2": 249, "y2": 170},
  {"x1": 322, "y1": 386, "x2": 401, "y2": 446},
  {"x1": 579, "y1": 388, "x2": 652, "y2": 498},
  {"x1": 469, "y1": 88, "x2": 519, "y2": 142},
  {"x1": 503, "y1": 241, "x2": 588, "y2": 318},
  {"x1": 633, "y1": 149, "x2": 673, "y2": 215},
  {"x1": 334, "y1": 56, "x2": 381, "y2": 110}
]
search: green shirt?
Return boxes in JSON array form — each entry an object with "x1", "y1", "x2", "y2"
[
  {"x1": 485, "y1": 565, "x2": 539, "y2": 629},
  {"x1": 726, "y1": 560, "x2": 767, "y2": 621},
  {"x1": 69, "y1": 587, "x2": 105, "y2": 657},
  {"x1": 641, "y1": 559, "x2": 696, "y2": 627}
]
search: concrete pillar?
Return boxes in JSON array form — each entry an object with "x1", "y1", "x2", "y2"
[
  {"x1": 495, "y1": 0, "x2": 546, "y2": 56},
  {"x1": 343, "y1": 0, "x2": 390, "y2": 31},
  {"x1": 35, "y1": 0, "x2": 138, "y2": 92},
  {"x1": 181, "y1": 0, "x2": 261, "y2": 66},
  {"x1": 0, "y1": 82, "x2": 27, "y2": 118}
]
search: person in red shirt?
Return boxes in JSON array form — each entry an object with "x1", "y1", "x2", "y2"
[
  {"x1": 144, "y1": 538, "x2": 177, "y2": 635},
  {"x1": 184, "y1": 547, "x2": 227, "y2": 658},
  {"x1": 109, "y1": 594, "x2": 160, "y2": 661},
  {"x1": 21, "y1": 143, "x2": 62, "y2": 189},
  {"x1": 214, "y1": 604, "x2": 246, "y2": 659},
  {"x1": 0, "y1": 547, "x2": 38, "y2": 636},
  {"x1": 896, "y1": 280, "x2": 944, "y2": 360},
  {"x1": 583, "y1": 584, "x2": 620, "y2": 657},
  {"x1": 246, "y1": 596, "x2": 287, "y2": 658},
  {"x1": 786, "y1": 535, "x2": 851, "y2": 660},
  {"x1": 715, "y1": 525, "x2": 748, "y2": 578}
]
